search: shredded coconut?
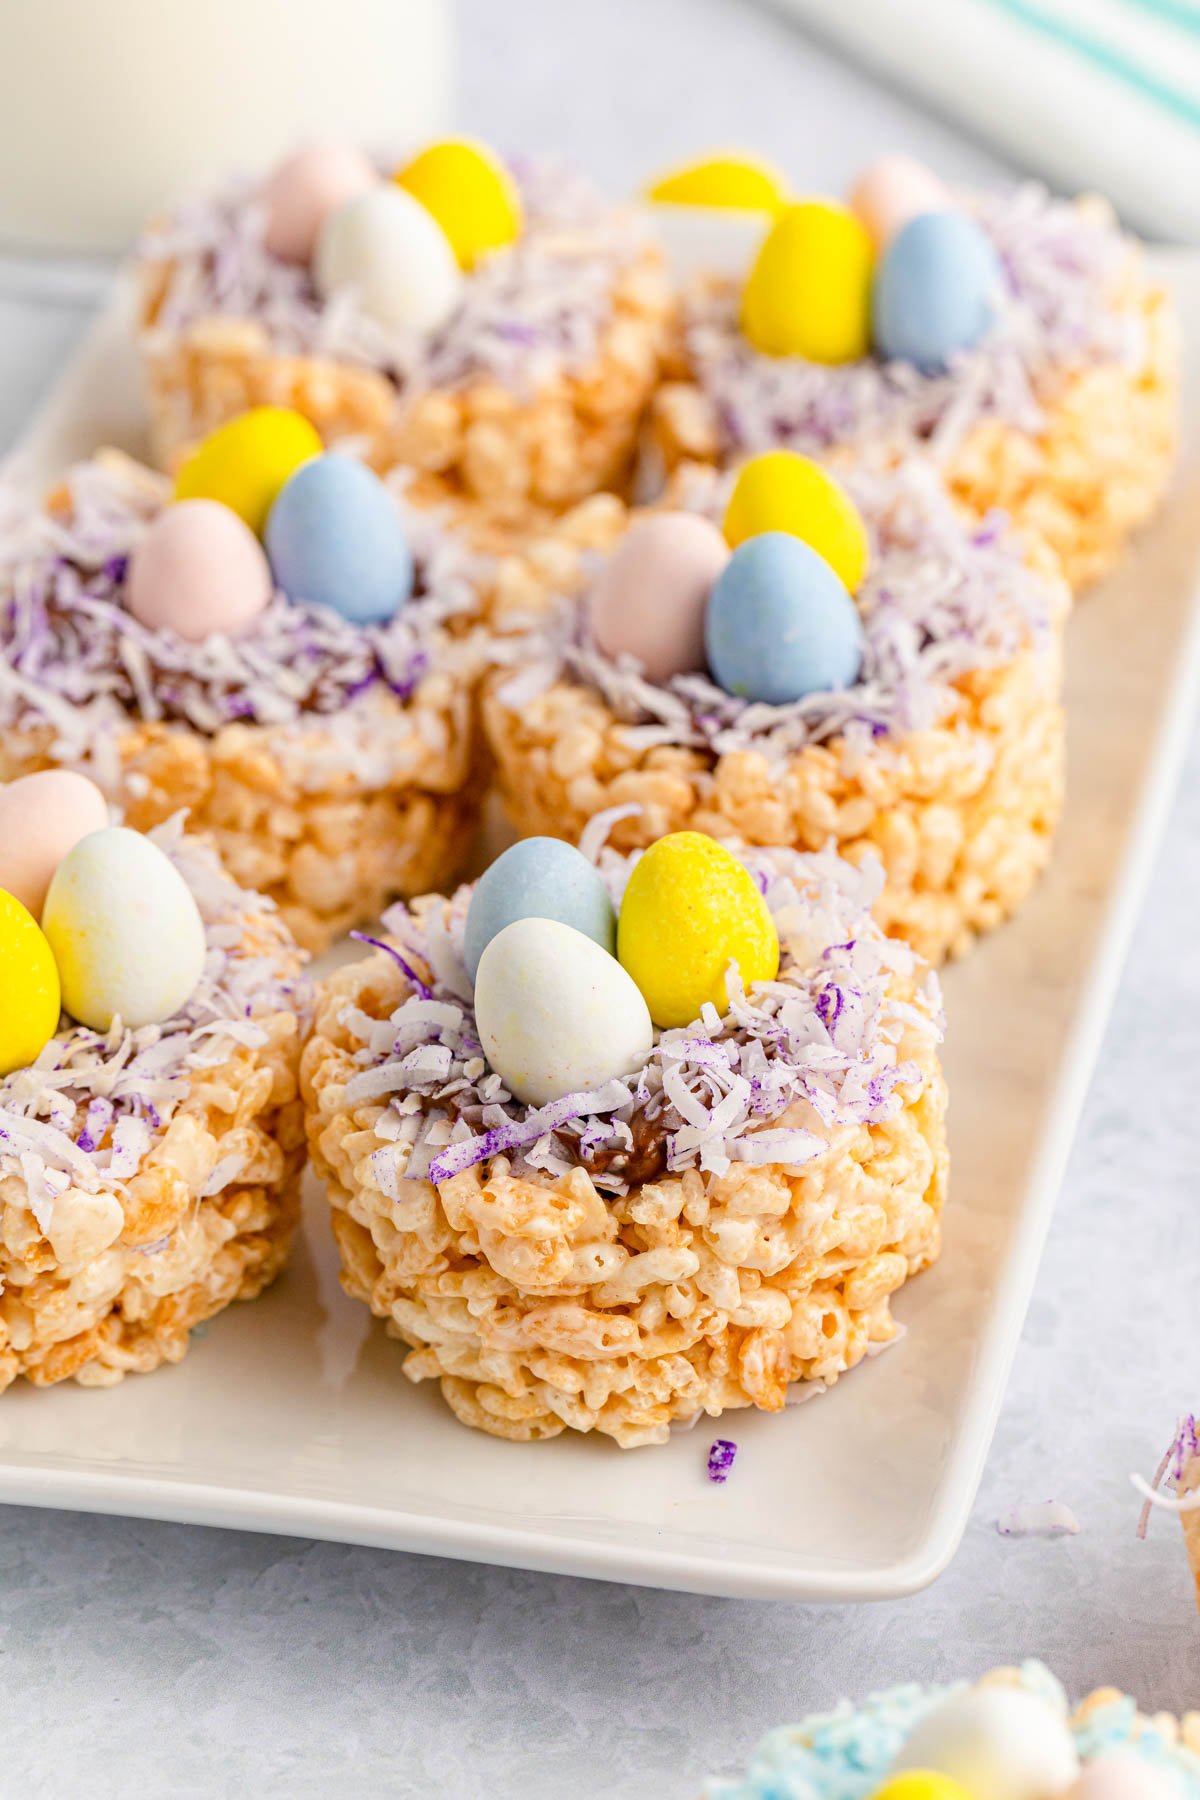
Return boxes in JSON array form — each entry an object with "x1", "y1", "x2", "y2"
[{"x1": 997, "y1": 1501, "x2": 1082, "y2": 1539}]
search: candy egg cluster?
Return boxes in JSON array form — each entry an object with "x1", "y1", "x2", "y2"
[
  {"x1": 464, "y1": 832, "x2": 780, "y2": 1105},
  {"x1": 0, "y1": 773, "x2": 207, "y2": 1075},
  {"x1": 587, "y1": 448, "x2": 868, "y2": 706}
]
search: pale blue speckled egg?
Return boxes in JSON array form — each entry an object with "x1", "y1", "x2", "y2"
[
  {"x1": 265, "y1": 452, "x2": 413, "y2": 626},
  {"x1": 704, "y1": 531, "x2": 863, "y2": 706},
  {"x1": 872, "y1": 209, "x2": 1003, "y2": 374},
  {"x1": 464, "y1": 837, "x2": 616, "y2": 983}
]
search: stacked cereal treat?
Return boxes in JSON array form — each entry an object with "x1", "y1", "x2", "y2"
[
  {"x1": 648, "y1": 151, "x2": 1176, "y2": 589},
  {"x1": 136, "y1": 139, "x2": 674, "y2": 538},
  {"x1": 0, "y1": 774, "x2": 308, "y2": 1390},
  {"x1": 0, "y1": 411, "x2": 493, "y2": 953},
  {"x1": 484, "y1": 450, "x2": 1068, "y2": 965},
  {"x1": 705, "y1": 1662, "x2": 1199, "y2": 1800},
  {"x1": 303, "y1": 824, "x2": 947, "y2": 1447}
]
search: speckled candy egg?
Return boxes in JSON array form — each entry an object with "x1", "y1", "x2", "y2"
[
  {"x1": 474, "y1": 917, "x2": 653, "y2": 1107},
  {"x1": 873, "y1": 209, "x2": 1003, "y2": 374},
  {"x1": 173, "y1": 406, "x2": 323, "y2": 536},
  {"x1": 127, "y1": 500, "x2": 274, "y2": 642},
  {"x1": 705, "y1": 531, "x2": 864, "y2": 705},
  {"x1": 265, "y1": 453, "x2": 413, "y2": 626},
  {"x1": 0, "y1": 890, "x2": 61, "y2": 1077},
  {"x1": 894, "y1": 1686, "x2": 1080, "y2": 1800},
  {"x1": 394, "y1": 138, "x2": 522, "y2": 270},
  {"x1": 588, "y1": 512, "x2": 730, "y2": 682},
  {"x1": 315, "y1": 183, "x2": 462, "y2": 336},
  {"x1": 722, "y1": 450, "x2": 869, "y2": 591},
  {"x1": 742, "y1": 200, "x2": 873, "y2": 363},
  {"x1": 260, "y1": 141, "x2": 377, "y2": 264},
  {"x1": 646, "y1": 151, "x2": 789, "y2": 212},
  {"x1": 464, "y1": 838, "x2": 616, "y2": 983},
  {"x1": 850, "y1": 154, "x2": 950, "y2": 250},
  {"x1": 617, "y1": 832, "x2": 779, "y2": 1029},
  {"x1": 0, "y1": 770, "x2": 109, "y2": 918},
  {"x1": 1069, "y1": 1752, "x2": 1178, "y2": 1800},
  {"x1": 42, "y1": 828, "x2": 207, "y2": 1032}
]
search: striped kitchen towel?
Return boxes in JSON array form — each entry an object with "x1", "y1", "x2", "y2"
[{"x1": 764, "y1": 0, "x2": 1200, "y2": 240}]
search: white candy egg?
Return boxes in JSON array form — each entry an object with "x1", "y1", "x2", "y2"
[
  {"x1": 314, "y1": 183, "x2": 462, "y2": 336},
  {"x1": 473, "y1": 917, "x2": 653, "y2": 1107},
  {"x1": 895, "y1": 1687, "x2": 1080, "y2": 1800},
  {"x1": 41, "y1": 828, "x2": 208, "y2": 1032}
]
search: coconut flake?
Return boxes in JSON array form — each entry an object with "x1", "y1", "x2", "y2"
[{"x1": 997, "y1": 1501, "x2": 1082, "y2": 1539}]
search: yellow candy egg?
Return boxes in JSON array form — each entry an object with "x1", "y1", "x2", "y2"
[
  {"x1": 394, "y1": 138, "x2": 522, "y2": 270},
  {"x1": 870, "y1": 1776, "x2": 977, "y2": 1800},
  {"x1": 742, "y1": 200, "x2": 873, "y2": 363},
  {"x1": 646, "y1": 151, "x2": 789, "y2": 212},
  {"x1": 0, "y1": 889, "x2": 61, "y2": 1077},
  {"x1": 722, "y1": 450, "x2": 870, "y2": 591},
  {"x1": 617, "y1": 833, "x2": 779, "y2": 1029},
  {"x1": 173, "y1": 407, "x2": 323, "y2": 537}
]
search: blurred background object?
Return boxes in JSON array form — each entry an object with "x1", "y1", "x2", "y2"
[{"x1": 0, "y1": 0, "x2": 451, "y2": 254}]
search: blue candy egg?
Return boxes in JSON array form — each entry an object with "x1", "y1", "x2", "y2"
[
  {"x1": 704, "y1": 531, "x2": 863, "y2": 705},
  {"x1": 872, "y1": 209, "x2": 1003, "y2": 374},
  {"x1": 265, "y1": 452, "x2": 413, "y2": 625},
  {"x1": 464, "y1": 837, "x2": 617, "y2": 983}
]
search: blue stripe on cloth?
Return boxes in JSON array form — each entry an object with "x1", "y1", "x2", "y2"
[{"x1": 978, "y1": 0, "x2": 1200, "y2": 126}]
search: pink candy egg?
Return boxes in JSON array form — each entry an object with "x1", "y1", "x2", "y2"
[
  {"x1": 850, "y1": 154, "x2": 950, "y2": 251},
  {"x1": 126, "y1": 500, "x2": 274, "y2": 643},
  {"x1": 1069, "y1": 1754, "x2": 1179, "y2": 1800},
  {"x1": 0, "y1": 770, "x2": 109, "y2": 918},
  {"x1": 588, "y1": 512, "x2": 730, "y2": 683},
  {"x1": 260, "y1": 141, "x2": 377, "y2": 264}
]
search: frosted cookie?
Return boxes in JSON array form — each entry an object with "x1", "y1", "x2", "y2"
[
  {"x1": 705, "y1": 1661, "x2": 1200, "y2": 1800},
  {"x1": 0, "y1": 790, "x2": 308, "y2": 1391},
  {"x1": 482, "y1": 451, "x2": 1068, "y2": 966},
  {"x1": 302, "y1": 826, "x2": 947, "y2": 1448},
  {"x1": 0, "y1": 429, "x2": 493, "y2": 953},
  {"x1": 648, "y1": 153, "x2": 1177, "y2": 591},
  {"x1": 136, "y1": 140, "x2": 674, "y2": 539}
]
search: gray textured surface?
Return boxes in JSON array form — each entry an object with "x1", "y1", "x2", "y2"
[{"x1": 0, "y1": 3, "x2": 1195, "y2": 1795}]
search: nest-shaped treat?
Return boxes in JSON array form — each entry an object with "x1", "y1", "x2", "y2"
[
  {"x1": 651, "y1": 186, "x2": 1176, "y2": 590},
  {"x1": 483, "y1": 458, "x2": 1068, "y2": 966},
  {"x1": 137, "y1": 158, "x2": 674, "y2": 536},
  {"x1": 0, "y1": 451, "x2": 493, "y2": 954},
  {"x1": 0, "y1": 819, "x2": 309, "y2": 1391},
  {"x1": 303, "y1": 834, "x2": 948, "y2": 1449}
]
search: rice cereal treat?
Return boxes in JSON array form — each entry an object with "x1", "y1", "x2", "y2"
[
  {"x1": 136, "y1": 139, "x2": 674, "y2": 536},
  {"x1": 0, "y1": 434, "x2": 492, "y2": 954},
  {"x1": 483, "y1": 451, "x2": 1069, "y2": 966},
  {"x1": 303, "y1": 824, "x2": 948, "y2": 1448},
  {"x1": 0, "y1": 784, "x2": 309, "y2": 1392},
  {"x1": 647, "y1": 151, "x2": 1177, "y2": 590},
  {"x1": 705, "y1": 1660, "x2": 1200, "y2": 1800},
  {"x1": 1136, "y1": 1413, "x2": 1200, "y2": 1614}
]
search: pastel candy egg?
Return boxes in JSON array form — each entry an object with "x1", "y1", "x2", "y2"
[
  {"x1": 645, "y1": 151, "x2": 789, "y2": 212},
  {"x1": 127, "y1": 501, "x2": 274, "y2": 642},
  {"x1": 705, "y1": 532, "x2": 863, "y2": 705},
  {"x1": 464, "y1": 838, "x2": 616, "y2": 983},
  {"x1": 1069, "y1": 1753, "x2": 1179, "y2": 1800},
  {"x1": 394, "y1": 138, "x2": 522, "y2": 270},
  {"x1": 588, "y1": 512, "x2": 730, "y2": 682},
  {"x1": 722, "y1": 451, "x2": 869, "y2": 591},
  {"x1": 260, "y1": 141, "x2": 377, "y2": 264},
  {"x1": 873, "y1": 209, "x2": 1003, "y2": 374},
  {"x1": 173, "y1": 406, "x2": 323, "y2": 536},
  {"x1": 894, "y1": 1687, "x2": 1080, "y2": 1800},
  {"x1": 871, "y1": 1775, "x2": 976, "y2": 1800},
  {"x1": 850, "y1": 154, "x2": 950, "y2": 250},
  {"x1": 0, "y1": 890, "x2": 61, "y2": 1077},
  {"x1": 265, "y1": 453, "x2": 413, "y2": 626},
  {"x1": 315, "y1": 183, "x2": 462, "y2": 336},
  {"x1": 42, "y1": 828, "x2": 207, "y2": 1032},
  {"x1": 742, "y1": 200, "x2": 873, "y2": 363},
  {"x1": 474, "y1": 917, "x2": 653, "y2": 1107},
  {"x1": 617, "y1": 832, "x2": 779, "y2": 1029},
  {"x1": 0, "y1": 771, "x2": 108, "y2": 917}
]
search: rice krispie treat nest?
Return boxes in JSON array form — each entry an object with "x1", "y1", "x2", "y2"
[
  {"x1": 0, "y1": 818, "x2": 309, "y2": 1391},
  {"x1": 652, "y1": 185, "x2": 1176, "y2": 591},
  {"x1": 705, "y1": 1661, "x2": 1200, "y2": 1800},
  {"x1": 137, "y1": 157, "x2": 674, "y2": 536},
  {"x1": 303, "y1": 830, "x2": 948, "y2": 1449},
  {"x1": 483, "y1": 457, "x2": 1068, "y2": 966},
  {"x1": 0, "y1": 451, "x2": 492, "y2": 954}
]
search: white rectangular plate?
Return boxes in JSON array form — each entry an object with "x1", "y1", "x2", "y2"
[{"x1": 3, "y1": 259, "x2": 1200, "y2": 1602}]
